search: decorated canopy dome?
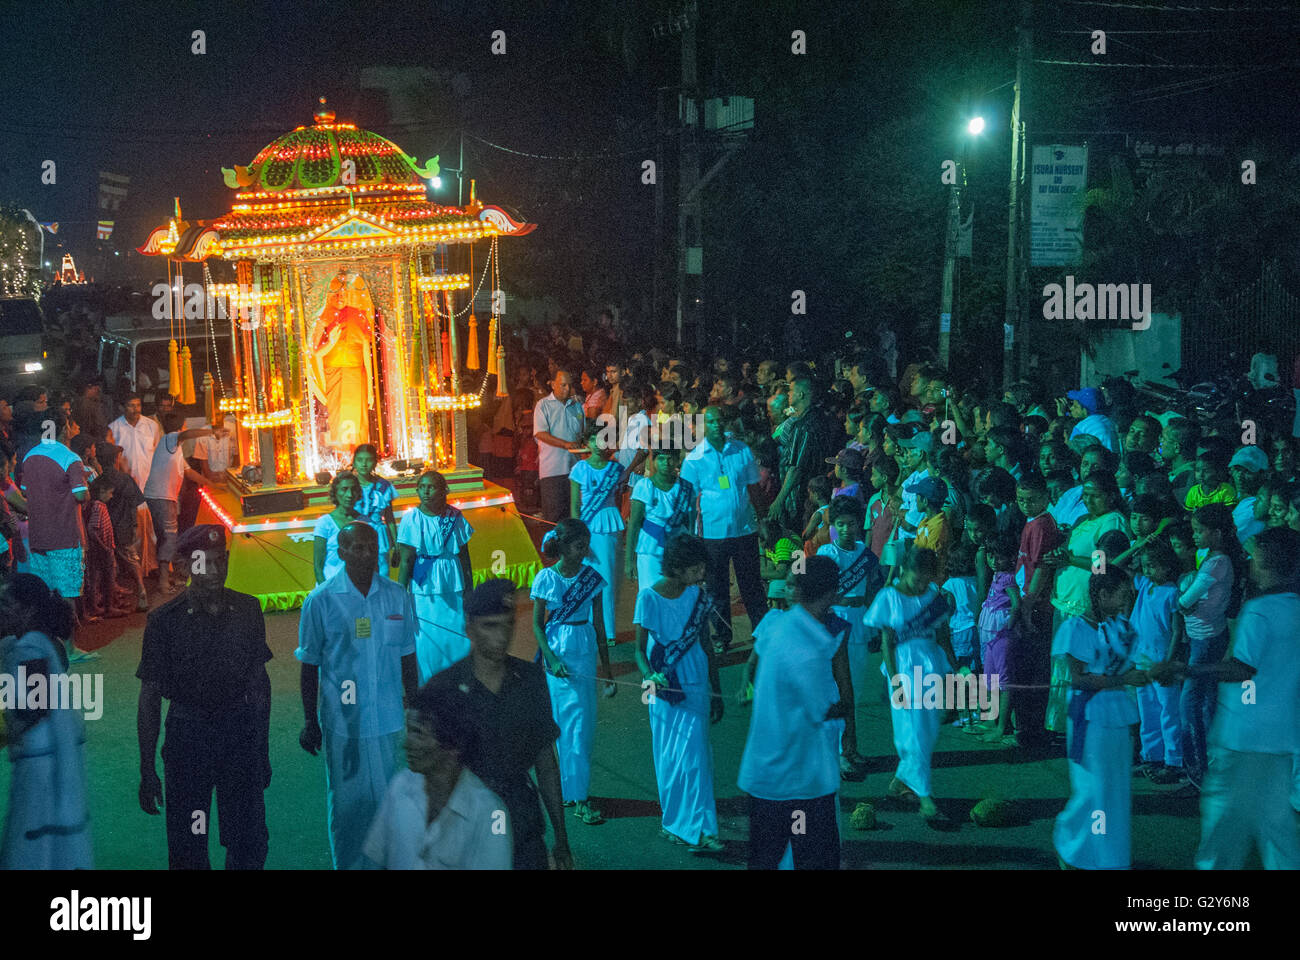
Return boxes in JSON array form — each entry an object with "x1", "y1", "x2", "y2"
[{"x1": 139, "y1": 98, "x2": 534, "y2": 261}]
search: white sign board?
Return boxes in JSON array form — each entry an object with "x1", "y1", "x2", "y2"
[{"x1": 1030, "y1": 144, "x2": 1088, "y2": 267}]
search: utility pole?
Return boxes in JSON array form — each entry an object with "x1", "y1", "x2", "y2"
[
  {"x1": 654, "y1": 88, "x2": 665, "y2": 337},
  {"x1": 676, "y1": 1, "x2": 701, "y2": 350},
  {"x1": 939, "y1": 91, "x2": 971, "y2": 369},
  {"x1": 1003, "y1": 0, "x2": 1031, "y2": 389}
]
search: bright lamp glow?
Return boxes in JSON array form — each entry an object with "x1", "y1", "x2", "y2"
[
  {"x1": 24, "y1": 361, "x2": 42, "y2": 373},
  {"x1": 430, "y1": 176, "x2": 443, "y2": 189},
  {"x1": 968, "y1": 116, "x2": 986, "y2": 135}
]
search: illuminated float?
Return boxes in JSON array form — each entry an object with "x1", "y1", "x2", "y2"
[{"x1": 138, "y1": 98, "x2": 540, "y2": 609}]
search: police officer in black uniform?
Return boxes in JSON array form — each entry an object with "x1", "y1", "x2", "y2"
[{"x1": 136, "y1": 524, "x2": 273, "y2": 869}]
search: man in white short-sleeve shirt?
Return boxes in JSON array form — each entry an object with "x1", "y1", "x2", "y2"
[
  {"x1": 532, "y1": 370, "x2": 585, "y2": 524},
  {"x1": 738, "y1": 557, "x2": 845, "y2": 869},
  {"x1": 296, "y1": 521, "x2": 419, "y2": 869},
  {"x1": 679, "y1": 406, "x2": 768, "y2": 651},
  {"x1": 109, "y1": 393, "x2": 161, "y2": 492},
  {"x1": 1153, "y1": 527, "x2": 1300, "y2": 870}
]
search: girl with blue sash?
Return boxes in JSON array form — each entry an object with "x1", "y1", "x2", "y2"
[
  {"x1": 626, "y1": 448, "x2": 696, "y2": 587},
  {"x1": 633, "y1": 533, "x2": 725, "y2": 853},
  {"x1": 313, "y1": 473, "x2": 363, "y2": 584},
  {"x1": 396, "y1": 471, "x2": 474, "y2": 683},
  {"x1": 531, "y1": 519, "x2": 616, "y2": 826},
  {"x1": 1053, "y1": 567, "x2": 1148, "y2": 869},
  {"x1": 570, "y1": 426, "x2": 625, "y2": 645},
  {"x1": 864, "y1": 545, "x2": 956, "y2": 822},
  {"x1": 352, "y1": 444, "x2": 399, "y2": 574}
]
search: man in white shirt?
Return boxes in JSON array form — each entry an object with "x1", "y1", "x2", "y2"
[
  {"x1": 679, "y1": 405, "x2": 767, "y2": 652},
  {"x1": 1048, "y1": 443, "x2": 1113, "y2": 532},
  {"x1": 738, "y1": 556, "x2": 846, "y2": 869},
  {"x1": 896, "y1": 431, "x2": 935, "y2": 542},
  {"x1": 109, "y1": 393, "x2": 161, "y2": 492},
  {"x1": 297, "y1": 521, "x2": 419, "y2": 869},
  {"x1": 1152, "y1": 527, "x2": 1300, "y2": 869},
  {"x1": 532, "y1": 370, "x2": 585, "y2": 524},
  {"x1": 1228, "y1": 446, "x2": 1268, "y2": 549},
  {"x1": 362, "y1": 683, "x2": 512, "y2": 870},
  {"x1": 143, "y1": 412, "x2": 215, "y2": 592}
]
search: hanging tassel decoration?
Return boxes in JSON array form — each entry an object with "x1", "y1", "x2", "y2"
[
  {"x1": 466, "y1": 314, "x2": 480, "y2": 370},
  {"x1": 495, "y1": 341, "x2": 507, "y2": 397},
  {"x1": 168, "y1": 339, "x2": 181, "y2": 398},
  {"x1": 179, "y1": 344, "x2": 197, "y2": 404},
  {"x1": 486, "y1": 316, "x2": 498, "y2": 376}
]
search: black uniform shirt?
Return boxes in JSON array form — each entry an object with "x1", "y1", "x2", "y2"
[
  {"x1": 137, "y1": 587, "x2": 272, "y2": 717},
  {"x1": 425, "y1": 655, "x2": 559, "y2": 844}
]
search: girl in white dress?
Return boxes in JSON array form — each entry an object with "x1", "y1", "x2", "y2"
[
  {"x1": 352, "y1": 444, "x2": 399, "y2": 574},
  {"x1": 0, "y1": 575, "x2": 93, "y2": 869},
  {"x1": 396, "y1": 471, "x2": 474, "y2": 683},
  {"x1": 634, "y1": 533, "x2": 724, "y2": 853},
  {"x1": 863, "y1": 545, "x2": 956, "y2": 821},
  {"x1": 569, "y1": 426, "x2": 625, "y2": 645},
  {"x1": 313, "y1": 472, "x2": 363, "y2": 584},
  {"x1": 1053, "y1": 567, "x2": 1148, "y2": 870},
  {"x1": 626, "y1": 448, "x2": 696, "y2": 587},
  {"x1": 531, "y1": 519, "x2": 616, "y2": 826}
]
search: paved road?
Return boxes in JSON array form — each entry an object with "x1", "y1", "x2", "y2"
[{"x1": 1, "y1": 577, "x2": 1214, "y2": 870}]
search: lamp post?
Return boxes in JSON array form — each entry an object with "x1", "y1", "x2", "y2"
[{"x1": 939, "y1": 115, "x2": 983, "y2": 368}]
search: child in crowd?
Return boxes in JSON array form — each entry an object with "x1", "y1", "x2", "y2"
[
  {"x1": 313, "y1": 472, "x2": 363, "y2": 585},
  {"x1": 395, "y1": 471, "x2": 474, "y2": 683},
  {"x1": 941, "y1": 540, "x2": 981, "y2": 729},
  {"x1": 912, "y1": 477, "x2": 951, "y2": 583},
  {"x1": 569, "y1": 424, "x2": 625, "y2": 645},
  {"x1": 1267, "y1": 483, "x2": 1295, "y2": 529},
  {"x1": 817, "y1": 496, "x2": 879, "y2": 769},
  {"x1": 828, "y1": 449, "x2": 865, "y2": 502},
  {"x1": 531, "y1": 518, "x2": 615, "y2": 826},
  {"x1": 802, "y1": 475, "x2": 834, "y2": 554},
  {"x1": 864, "y1": 545, "x2": 956, "y2": 822},
  {"x1": 1175, "y1": 504, "x2": 1241, "y2": 791},
  {"x1": 1184, "y1": 451, "x2": 1237, "y2": 511},
  {"x1": 760, "y1": 522, "x2": 800, "y2": 611},
  {"x1": 974, "y1": 533, "x2": 1020, "y2": 744},
  {"x1": 634, "y1": 534, "x2": 725, "y2": 853},
  {"x1": 1053, "y1": 567, "x2": 1148, "y2": 870},
  {"x1": 964, "y1": 501, "x2": 998, "y2": 603},
  {"x1": 352, "y1": 444, "x2": 399, "y2": 573},
  {"x1": 1130, "y1": 539, "x2": 1184, "y2": 785},
  {"x1": 81, "y1": 475, "x2": 117, "y2": 622},
  {"x1": 867, "y1": 458, "x2": 901, "y2": 558}
]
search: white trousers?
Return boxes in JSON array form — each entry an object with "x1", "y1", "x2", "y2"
[
  {"x1": 1196, "y1": 747, "x2": 1300, "y2": 870},
  {"x1": 323, "y1": 730, "x2": 402, "y2": 870}
]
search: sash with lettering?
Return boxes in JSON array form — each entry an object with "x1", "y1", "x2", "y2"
[
  {"x1": 579, "y1": 462, "x2": 623, "y2": 527},
  {"x1": 838, "y1": 545, "x2": 878, "y2": 598},
  {"x1": 535, "y1": 564, "x2": 606, "y2": 672},
  {"x1": 641, "y1": 479, "x2": 695, "y2": 547},
  {"x1": 1067, "y1": 617, "x2": 1136, "y2": 763},
  {"x1": 648, "y1": 587, "x2": 713, "y2": 706},
  {"x1": 896, "y1": 589, "x2": 953, "y2": 645},
  {"x1": 412, "y1": 508, "x2": 462, "y2": 586}
]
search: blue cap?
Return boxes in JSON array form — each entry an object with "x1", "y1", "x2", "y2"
[{"x1": 1067, "y1": 387, "x2": 1104, "y2": 416}]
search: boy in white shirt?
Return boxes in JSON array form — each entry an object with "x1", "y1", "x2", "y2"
[
  {"x1": 363, "y1": 684, "x2": 513, "y2": 870},
  {"x1": 1153, "y1": 526, "x2": 1300, "y2": 870}
]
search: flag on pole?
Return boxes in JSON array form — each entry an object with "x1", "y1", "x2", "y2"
[
  {"x1": 40, "y1": 222, "x2": 58, "y2": 234},
  {"x1": 97, "y1": 221, "x2": 114, "y2": 240},
  {"x1": 98, "y1": 171, "x2": 130, "y2": 211}
]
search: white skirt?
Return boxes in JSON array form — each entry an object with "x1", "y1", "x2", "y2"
[
  {"x1": 1054, "y1": 719, "x2": 1131, "y2": 869},
  {"x1": 412, "y1": 590, "x2": 468, "y2": 684},
  {"x1": 546, "y1": 622, "x2": 598, "y2": 802}
]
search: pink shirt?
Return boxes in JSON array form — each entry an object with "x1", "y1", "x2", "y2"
[{"x1": 20, "y1": 441, "x2": 87, "y2": 552}]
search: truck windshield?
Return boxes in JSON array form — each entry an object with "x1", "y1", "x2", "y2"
[{"x1": 0, "y1": 299, "x2": 43, "y2": 335}]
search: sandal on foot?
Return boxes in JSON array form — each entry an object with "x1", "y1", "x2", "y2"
[
  {"x1": 886, "y1": 777, "x2": 915, "y2": 798},
  {"x1": 840, "y1": 755, "x2": 867, "y2": 782},
  {"x1": 660, "y1": 828, "x2": 688, "y2": 845},
  {"x1": 690, "y1": 835, "x2": 725, "y2": 854},
  {"x1": 574, "y1": 802, "x2": 605, "y2": 825}
]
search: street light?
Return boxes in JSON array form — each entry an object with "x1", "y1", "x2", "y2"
[{"x1": 968, "y1": 116, "x2": 986, "y2": 136}]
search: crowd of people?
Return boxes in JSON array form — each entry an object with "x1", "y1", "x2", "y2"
[{"x1": 3, "y1": 318, "x2": 1300, "y2": 871}]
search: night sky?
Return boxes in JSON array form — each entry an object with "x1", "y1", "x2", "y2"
[{"x1": 3, "y1": 0, "x2": 1297, "y2": 357}]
